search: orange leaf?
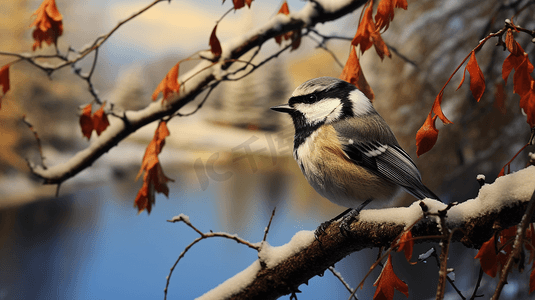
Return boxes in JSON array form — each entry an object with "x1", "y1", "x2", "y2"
[
  {"x1": 232, "y1": 0, "x2": 245, "y2": 9},
  {"x1": 278, "y1": 1, "x2": 290, "y2": 15},
  {"x1": 505, "y1": 29, "x2": 520, "y2": 56},
  {"x1": 376, "y1": 0, "x2": 407, "y2": 31},
  {"x1": 352, "y1": 1, "x2": 391, "y2": 60},
  {"x1": 92, "y1": 102, "x2": 110, "y2": 136},
  {"x1": 80, "y1": 103, "x2": 93, "y2": 140},
  {"x1": 274, "y1": 1, "x2": 291, "y2": 45},
  {"x1": 0, "y1": 64, "x2": 10, "y2": 109},
  {"x1": 209, "y1": 24, "x2": 222, "y2": 58},
  {"x1": 431, "y1": 91, "x2": 453, "y2": 125},
  {"x1": 494, "y1": 82, "x2": 506, "y2": 114},
  {"x1": 152, "y1": 62, "x2": 180, "y2": 102},
  {"x1": 340, "y1": 46, "x2": 375, "y2": 101},
  {"x1": 502, "y1": 43, "x2": 531, "y2": 84},
  {"x1": 396, "y1": 230, "x2": 414, "y2": 262},
  {"x1": 497, "y1": 166, "x2": 505, "y2": 178},
  {"x1": 475, "y1": 235, "x2": 498, "y2": 278},
  {"x1": 457, "y1": 51, "x2": 485, "y2": 102},
  {"x1": 245, "y1": 0, "x2": 253, "y2": 8},
  {"x1": 30, "y1": 0, "x2": 63, "y2": 51},
  {"x1": 513, "y1": 55, "x2": 534, "y2": 97},
  {"x1": 519, "y1": 79, "x2": 535, "y2": 127},
  {"x1": 290, "y1": 30, "x2": 302, "y2": 51},
  {"x1": 135, "y1": 121, "x2": 173, "y2": 214},
  {"x1": 415, "y1": 114, "x2": 438, "y2": 157},
  {"x1": 373, "y1": 254, "x2": 409, "y2": 300},
  {"x1": 352, "y1": 1, "x2": 375, "y2": 54}
]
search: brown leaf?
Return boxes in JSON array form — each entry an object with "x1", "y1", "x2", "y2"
[
  {"x1": 396, "y1": 230, "x2": 414, "y2": 262},
  {"x1": 431, "y1": 91, "x2": 453, "y2": 125},
  {"x1": 505, "y1": 29, "x2": 520, "y2": 56},
  {"x1": 80, "y1": 103, "x2": 93, "y2": 140},
  {"x1": 520, "y1": 79, "x2": 535, "y2": 127},
  {"x1": 135, "y1": 121, "x2": 173, "y2": 214},
  {"x1": 30, "y1": 0, "x2": 63, "y2": 51},
  {"x1": 152, "y1": 62, "x2": 181, "y2": 102},
  {"x1": 209, "y1": 24, "x2": 222, "y2": 58},
  {"x1": 232, "y1": 0, "x2": 245, "y2": 9},
  {"x1": 513, "y1": 55, "x2": 534, "y2": 97},
  {"x1": 373, "y1": 254, "x2": 409, "y2": 300},
  {"x1": 340, "y1": 46, "x2": 375, "y2": 101},
  {"x1": 352, "y1": 0, "x2": 391, "y2": 60},
  {"x1": 415, "y1": 114, "x2": 438, "y2": 157},
  {"x1": 0, "y1": 64, "x2": 10, "y2": 109},
  {"x1": 92, "y1": 102, "x2": 110, "y2": 136},
  {"x1": 475, "y1": 235, "x2": 498, "y2": 278}
]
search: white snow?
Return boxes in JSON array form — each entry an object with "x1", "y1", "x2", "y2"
[
  {"x1": 258, "y1": 230, "x2": 315, "y2": 268},
  {"x1": 196, "y1": 260, "x2": 262, "y2": 300}
]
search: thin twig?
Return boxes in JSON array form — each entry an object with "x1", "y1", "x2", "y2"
[
  {"x1": 164, "y1": 214, "x2": 260, "y2": 300},
  {"x1": 263, "y1": 207, "x2": 277, "y2": 243},
  {"x1": 492, "y1": 188, "x2": 535, "y2": 300},
  {"x1": 329, "y1": 267, "x2": 358, "y2": 300},
  {"x1": 21, "y1": 115, "x2": 46, "y2": 169},
  {"x1": 470, "y1": 268, "x2": 485, "y2": 300}
]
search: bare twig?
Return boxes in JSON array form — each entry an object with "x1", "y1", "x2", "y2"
[
  {"x1": 263, "y1": 207, "x2": 277, "y2": 243},
  {"x1": 164, "y1": 214, "x2": 260, "y2": 300},
  {"x1": 328, "y1": 267, "x2": 358, "y2": 300},
  {"x1": 470, "y1": 268, "x2": 485, "y2": 300},
  {"x1": 21, "y1": 115, "x2": 46, "y2": 169}
]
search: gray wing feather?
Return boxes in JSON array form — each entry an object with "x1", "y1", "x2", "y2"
[{"x1": 334, "y1": 117, "x2": 438, "y2": 200}]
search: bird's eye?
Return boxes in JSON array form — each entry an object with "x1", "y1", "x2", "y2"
[{"x1": 305, "y1": 94, "x2": 316, "y2": 103}]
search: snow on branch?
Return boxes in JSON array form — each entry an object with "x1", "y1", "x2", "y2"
[
  {"x1": 29, "y1": 0, "x2": 368, "y2": 186},
  {"x1": 192, "y1": 167, "x2": 535, "y2": 300}
]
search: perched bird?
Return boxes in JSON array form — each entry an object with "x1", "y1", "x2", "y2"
[{"x1": 271, "y1": 77, "x2": 439, "y2": 234}]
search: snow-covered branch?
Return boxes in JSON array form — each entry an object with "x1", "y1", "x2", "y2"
[
  {"x1": 194, "y1": 167, "x2": 535, "y2": 300},
  {"x1": 29, "y1": 0, "x2": 368, "y2": 185}
]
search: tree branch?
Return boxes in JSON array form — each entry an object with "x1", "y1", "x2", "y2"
[
  {"x1": 28, "y1": 0, "x2": 368, "y2": 186},
  {"x1": 193, "y1": 167, "x2": 535, "y2": 300}
]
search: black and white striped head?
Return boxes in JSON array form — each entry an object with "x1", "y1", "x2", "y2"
[{"x1": 271, "y1": 77, "x2": 374, "y2": 129}]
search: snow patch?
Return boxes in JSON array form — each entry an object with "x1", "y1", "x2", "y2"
[{"x1": 258, "y1": 230, "x2": 315, "y2": 268}]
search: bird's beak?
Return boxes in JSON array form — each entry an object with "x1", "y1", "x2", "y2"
[{"x1": 270, "y1": 104, "x2": 293, "y2": 113}]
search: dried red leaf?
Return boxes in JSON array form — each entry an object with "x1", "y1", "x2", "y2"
[
  {"x1": 431, "y1": 91, "x2": 453, "y2": 125},
  {"x1": 232, "y1": 0, "x2": 245, "y2": 9},
  {"x1": 352, "y1": 1, "x2": 375, "y2": 54},
  {"x1": 502, "y1": 43, "x2": 532, "y2": 85},
  {"x1": 352, "y1": 1, "x2": 391, "y2": 60},
  {"x1": 396, "y1": 230, "x2": 414, "y2": 262},
  {"x1": 209, "y1": 24, "x2": 222, "y2": 58},
  {"x1": 375, "y1": 0, "x2": 407, "y2": 31},
  {"x1": 92, "y1": 102, "x2": 110, "y2": 136},
  {"x1": 245, "y1": 0, "x2": 253, "y2": 8},
  {"x1": 415, "y1": 114, "x2": 438, "y2": 157},
  {"x1": 520, "y1": 79, "x2": 535, "y2": 127},
  {"x1": 505, "y1": 29, "x2": 520, "y2": 56},
  {"x1": 0, "y1": 64, "x2": 10, "y2": 109},
  {"x1": 278, "y1": 1, "x2": 290, "y2": 15},
  {"x1": 80, "y1": 103, "x2": 93, "y2": 140},
  {"x1": 274, "y1": 1, "x2": 292, "y2": 45},
  {"x1": 290, "y1": 29, "x2": 302, "y2": 51},
  {"x1": 513, "y1": 55, "x2": 534, "y2": 97},
  {"x1": 135, "y1": 121, "x2": 173, "y2": 214},
  {"x1": 475, "y1": 235, "x2": 498, "y2": 278},
  {"x1": 457, "y1": 51, "x2": 485, "y2": 101},
  {"x1": 152, "y1": 62, "x2": 180, "y2": 102},
  {"x1": 30, "y1": 0, "x2": 63, "y2": 51},
  {"x1": 340, "y1": 46, "x2": 375, "y2": 101},
  {"x1": 494, "y1": 82, "x2": 507, "y2": 114},
  {"x1": 373, "y1": 254, "x2": 409, "y2": 300}
]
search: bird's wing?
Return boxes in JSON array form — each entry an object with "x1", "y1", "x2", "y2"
[{"x1": 334, "y1": 120, "x2": 438, "y2": 200}]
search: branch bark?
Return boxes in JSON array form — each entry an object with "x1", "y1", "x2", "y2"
[
  {"x1": 194, "y1": 167, "x2": 535, "y2": 300},
  {"x1": 29, "y1": 0, "x2": 367, "y2": 185}
]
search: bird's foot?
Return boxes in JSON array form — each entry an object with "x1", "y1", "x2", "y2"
[{"x1": 339, "y1": 209, "x2": 360, "y2": 236}]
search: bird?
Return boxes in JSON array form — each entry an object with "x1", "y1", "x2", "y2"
[{"x1": 271, "y1": 77, "x2": 439, "y2": 235}]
